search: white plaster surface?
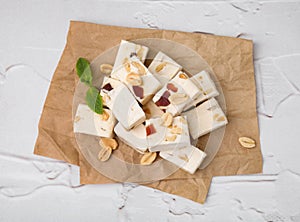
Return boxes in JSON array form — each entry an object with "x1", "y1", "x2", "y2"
[{"x1": 1, "y1": 0, "x2": 300, "y2": 221}]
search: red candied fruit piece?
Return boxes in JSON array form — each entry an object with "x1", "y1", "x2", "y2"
[
  {"x1": 146, "y1": 124, "x2": 156, "y2": 136},
  {"x1": 155, "y1": 97, "x2": 170, "y2": 107},
  {"x1": 102, "y1": 83, "x2": 113, "y2": 91},
  {"x1": 133, "y1": 86, "x2": 144, "y2": 99},
  {"x1": 155, "y1": 90, "x2": 170, "y2": 107},
  {"x1": 162, "y1": 90, "x2": 170, "y2": 98},
  {"x1": 167, "y1": 83, "x2": 178, "y2": 92}
]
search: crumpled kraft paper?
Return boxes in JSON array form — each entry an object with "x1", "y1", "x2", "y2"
[{"x1": 34, "y1": 21, "x2": 262, "y2": 204}]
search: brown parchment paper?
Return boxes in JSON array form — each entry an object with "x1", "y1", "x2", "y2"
[{"x1": 34, "y1": 21, "x2": 262, "y2": 204}]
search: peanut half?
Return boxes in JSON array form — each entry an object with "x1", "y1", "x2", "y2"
[
  {"x1": 99, "y1": 138, "x2": 118, "y2": 150},
  {"x1": 179, "y1": 73, "x2": 188, "y2": 79},
  {"x1": 74, "y1": 116, "x2": 81, "y2": 123},
  {"x1": 216, "y1": 116, "x2": 226, "y2": 122},
  {"x1": 170, "y1": 125, "x2": 183, "y2": 134},
  {"x1": 169, "y1": 93, "x2": 188, "y2": 105},
  {"x1": 203, "y1": 88, "x2": 213, "y2": 95},
  {"x1": 178, "y1": 154, "x2": 189, "y2": 162},
  {"x1": 124, "y1": 62, "x2": 131, "y2": 72},
  {"x1": 165, "y1": 135, "x2": 177, "y2": 141},
  {"x1": 100, "y1": 110, "x2": 110, "y2": 121},
  {"x1": 131, "y1": 61, "x2": 146, "y2": 75},
  {"x1": 98, "y1": 146, "x2": 112, "y2": 162},
  {"x1": 238, "y1": 137, "x2": 256, "y2": 148},
  {"x1": 161, "y1": 112, "x2": 173, "y2": 127},
  {"x1": 100, "y1": 64, "x2": 113, "y2": 75},
  {"x1": 140, "y1": 152, "x2": 157, "y2": 165},
  {"x1": 213, "y1": 113, "x2": 226, "y2": 122},
  {"x1": 179, "y1": 116, "x2": 187, "y2": 124},
  {"x1": 155, "y1": 62, "x2": 167, "y2": 72},
  {"x1": 126, "y1": 72, "x2": 143, "y2": 86},
  {"x1": 213, "y1": 113, "x2": 220, "y2": 120},
  {"x1": 136, "y1": 46, "x2": 144, "y2": 61}
]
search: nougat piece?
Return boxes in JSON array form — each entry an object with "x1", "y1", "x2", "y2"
[
  {"x1": 147, "y1": 116, "x2": 190, "y2": 152},
  {"x1": 183, "y1": 98, "x2": 228, "y2": 140},
  {"x1": 100, "y1": 77, "x2": 145, "y2": 130},
  {"x1": 148, "y1": 51, "x2": 182, "y2": 85},
  {"x1": 112, "y1": 40, "x2": 149, "y2": 73},
  {"x1": 114, "y1": 123, "x2": 148, "y2": 153},
  {"x1": 160, "y1": 145, "x2": 207, "y2": 174},
  {"x1": 112, "y1": 59, "x2": 161, "y2": 105},
  {"x1": 184, "y1": 70, "x2": 219, "y2": 111},
  {"x1": 74, "y1": 104, "x2": 116, "y2": 138}
]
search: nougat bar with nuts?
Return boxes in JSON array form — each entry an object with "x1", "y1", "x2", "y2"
[
  {"x1": 148, "y1": 51, "x2": 182, "y2": 85},
  {"x1": 74, "y1": 104, "x2": 116, "y2": 138},
  {"x1": 183, "y1": 98, "x2": 227, "y2": 140}
]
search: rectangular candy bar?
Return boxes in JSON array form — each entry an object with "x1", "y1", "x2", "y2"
[
  {"x1": 112, "y1": 40, "x2": 149, "y2": 73},
  {"x1": 183, "y1": 98, "x2": 228, "y2": 140},
  {"x1": 184, "y1": 70, "x2": 219, "y2": 111},
  {"x1": 148, "y1": 51, "x2": 182, "y2": 85},
  {"x1": 74, "y1": 104, "x2": 116, "y2": 138},
  {"x1": 159, "y1": 145, "x2": 207, "y2": 174}
]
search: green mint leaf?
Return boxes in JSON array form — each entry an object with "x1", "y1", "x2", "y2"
[
  {"x1": 85, "y1": 86, "x2": 103, "y2": 114},
  {"x1": 76, "y1": 58, "x2": 92, "y2": 86}
]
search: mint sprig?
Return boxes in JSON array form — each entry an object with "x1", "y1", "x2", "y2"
[
  {"x1": 85, "y1": 87, "x2": 103, "y2": 114},
  {"x1": 76, "y1": 58, "x2": 92, "y2": 86},
  {"x1": 76, "y1": 58, "x2": 103, "y2": 114}
]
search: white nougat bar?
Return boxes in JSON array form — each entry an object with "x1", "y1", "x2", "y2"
[
  {"x1": 100, "y1": 77, "x2": 146, "y2": 130},
  {"x1": 112, "y1": 40, "x2": 149, "y2": 73},
  {"x1": 184, "y1": 70, "x2": 219, "y2": 111},
  {"x1": 183, "y1": 98, "x2": 228, "y2": 140},
  {"x1": 148, "y1": 51, "x2": 182, "y2": 85},
  {"x1": 147, "y1": 116, "x2": 190, "y2": 152},
  {"x1": 112, "y1": 59, "x2": 161, "y2": 105},
  {"x1": 159, "y1": 145, "x2": 207, "y2": 174},
  {"x1": 74, "y1": 104, "x2": 116, "y2": 138}
]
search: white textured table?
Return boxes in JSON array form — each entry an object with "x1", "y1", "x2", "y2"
[{"x1": 1, "y1": 1, "x2": 300, "y2": 221}]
